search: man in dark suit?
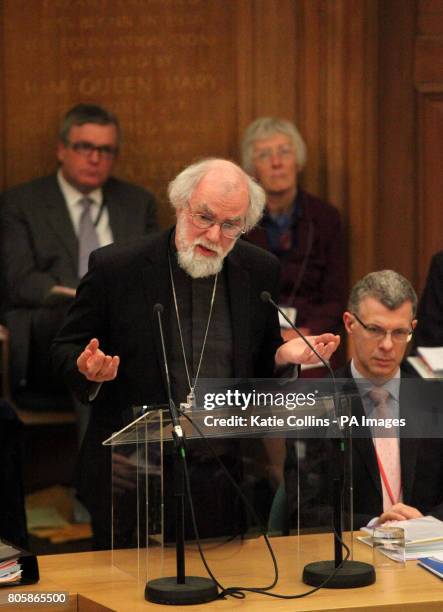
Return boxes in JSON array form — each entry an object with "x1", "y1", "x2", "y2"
[
  {"x1": 414, "y1": 250, "x2": 443, "y2": 348},
  {"x1": 285, "y1": 270, "x2": 443, "y2": 530},
  {"x1": 52, "y1": 158, "x2": 341, "y2": 549},
  {"x1": 0, "y1": 104, "x2": 157, "y2": 404},
  {"x1": 241, "y1": 117, "x2": 347, "y2": 341}
]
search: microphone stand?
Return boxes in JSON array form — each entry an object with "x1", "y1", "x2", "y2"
[
  {"x1": 145, "y1": 304, "x2": 218, "y2": 605},
  {"x1": 260, "y1": 292, "x2": 375, "y2": 588}
]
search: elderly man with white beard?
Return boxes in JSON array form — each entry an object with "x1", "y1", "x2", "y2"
[{"x1": 52, "y1": 158, "x2": 340, "y2": 549}]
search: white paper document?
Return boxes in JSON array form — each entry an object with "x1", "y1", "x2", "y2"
[
  {"x1": 358, "y1": 516, "x2": 443, "y2": 561},
  {"x1": 417, "y1": 346, "x2": 443, "y2": 374}
]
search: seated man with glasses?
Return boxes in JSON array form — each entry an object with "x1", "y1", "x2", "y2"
[
  {"x1": 285, "y1": 270, "x2": 443, "y2": 530},
  {"x1": 0, "y1": 104, "x2": 157, "y2": 429},
  {"x1": 241, "y1": 117, "x2": 347, "y2": 344},
  {"x1": 349, "y1": 311, "x2": 414, "y2": 347}
]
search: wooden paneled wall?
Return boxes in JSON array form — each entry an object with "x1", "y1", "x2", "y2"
[
  {"x1": 376, "y1": 0, "x2": 416, "y2": 284},
  {"x1": 1, "y1": 0, "x2": 241, "y2": 229},
  {"x1": 293, "y1": 0, "x2": 378, "y2": 285},
  {"x1": 415, "y1": 0, "x2": 443, "y2": 290},
  {"x1": 1, "y1": 0, "x2": 442, "y2": 292},
  {"x1": 377, "y1": 0, "x2": 443, "y2": 292}
]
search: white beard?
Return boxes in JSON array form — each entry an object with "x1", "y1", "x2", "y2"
[{"x1": 175, "y1": 219, "x2": 235, "y2": 278}]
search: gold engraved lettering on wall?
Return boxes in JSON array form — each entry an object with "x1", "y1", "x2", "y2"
[
  {"x1": 23, "y1": 80, "x2": 69, "y2": 96},
  {"x1": 4, "y1": 0, "x2": 237, "y2": 228},
  {"x1": 78, "y1": 76, "x2": 153, "y2": 96}
]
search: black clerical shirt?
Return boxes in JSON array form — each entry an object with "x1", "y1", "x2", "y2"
[{"x1": 168, "y1": 240, "x2": 233, "y2": 408}]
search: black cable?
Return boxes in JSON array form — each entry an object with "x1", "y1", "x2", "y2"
[
  {"x1": 178, "y1": 408, "x2": 351, "y2": 600},
  {"x1": 164, "y1": 533, "x2": 238, "y2": 550}
]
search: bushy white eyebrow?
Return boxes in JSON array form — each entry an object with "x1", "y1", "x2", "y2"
[{"x1": 194, "y1": 203, "x2": 243, "y2": 224}]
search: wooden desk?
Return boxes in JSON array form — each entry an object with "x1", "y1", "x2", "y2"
[{"x1": 3, "y1": 534, "x2": 442, "y2": 611}]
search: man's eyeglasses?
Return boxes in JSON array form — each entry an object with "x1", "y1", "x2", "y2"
[
  {"x1": 67, "y1": 140, "x2": 118, "y2": 160},
  {"x1": 253, "y1": 145, "x2": 295, "y2": 164},
  {"x1": 187, "y1": 207, "x2": 246, "y2": 239},
  {"x1": 351, "y1": 312, "x2": 413, "y2": 344}
]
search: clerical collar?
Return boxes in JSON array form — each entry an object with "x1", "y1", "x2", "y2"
[{"x1": 168, "y1": 229, "x2": 218, "y2": 408}]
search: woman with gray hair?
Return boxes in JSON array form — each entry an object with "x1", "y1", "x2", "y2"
[{"x1": 242, "y1": 117, "x2": 347, "y2": 349}]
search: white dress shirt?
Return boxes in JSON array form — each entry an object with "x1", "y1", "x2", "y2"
[{"x1": 57, "y1": 169, "x2": 113, "y2": 246}]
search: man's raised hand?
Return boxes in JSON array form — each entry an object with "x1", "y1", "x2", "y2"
[
  {"x1": 275, "y1": 333, "x2": 340, "y2": 367},
  {"x1": 77, "y1": 338, "x2": 120, "y2": 382}
]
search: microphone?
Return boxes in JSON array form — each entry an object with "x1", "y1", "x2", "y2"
[
  {"x1": 153, "y1": 303, "x2": 183, "y2": 443},
  {"x1": 260, "y1": 291, "x2": 334, "y2": 378},
  {"x1": 146, "y1": 304, "x2": 218, "y2": 604},
  {"x1": 260, "y1": 291, "x2": 374, "y2": 588}
]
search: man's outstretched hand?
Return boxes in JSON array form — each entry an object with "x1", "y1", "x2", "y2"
[
  {"x1": 77, "y1": 338, "x2": 120, "y2": 382},
  {"x1": 275, "y1": 333, "x2": 341, "y2": 367}
]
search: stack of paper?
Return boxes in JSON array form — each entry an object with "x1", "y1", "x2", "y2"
[
  {"x1": 0, "y1": 540, "x2": 39, "y2": 586},
  {"x1": 0, "y1": 543, "x2": 22, "y2": 584},
  {"x1": 417, "y1": 347, "x2": 443, "y2": 374},
  {"x1": 407, "y1": 356, "x2": 437, "y2": 378},
  {"x1": 358, "y1": 516, "x2": 443, "y2": 560}
]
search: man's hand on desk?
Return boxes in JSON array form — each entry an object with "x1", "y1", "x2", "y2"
[
  {"x1": 77, "y1": 338, "x2": 120, "y2": 382},
  {"x1": 275, "y1": 333, "x2": 340, "y2": 367},
  {"x1": 377, "y1": 503, "x2": 423, "y2": 525}
]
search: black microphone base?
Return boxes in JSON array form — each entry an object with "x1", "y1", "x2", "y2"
[
  {"x1": 145, "y1": 576, "x2": 218, "y2": 605},
  {"x1": 302, "y1": 560, "x2": 375, "y2": 589}
]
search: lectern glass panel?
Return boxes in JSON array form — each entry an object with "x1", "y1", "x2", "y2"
[
  {"x1": 103, "y1": 379, "x2": 358, "y2": 585},
  {"x1": 105, "y1": 408, "x2": 165, "y2": 582}
]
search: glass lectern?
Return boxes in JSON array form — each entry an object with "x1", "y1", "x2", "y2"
[{"x1": 103, "y1": 379, "x2": 372, "y2": 596}]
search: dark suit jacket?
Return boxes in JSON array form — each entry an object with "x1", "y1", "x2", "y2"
[
  {"x1": 52, "y1": 228, "x2": 283, "y2": 422},
  {"x1": 285, "y1": 363, "x2": 443, "y2": 529},
  {"x1": 414, "y1": 250, "x2": 443, "y2": 348},
  {"x1": 246, "y1": 189, "x2": 347, "y2": 335},
  {"x1": 0, "y1": 173, "x2": 158, "y2": 387},
  {"x1": 51, "y1": 229, "x2": 284, "y2": 544}
]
